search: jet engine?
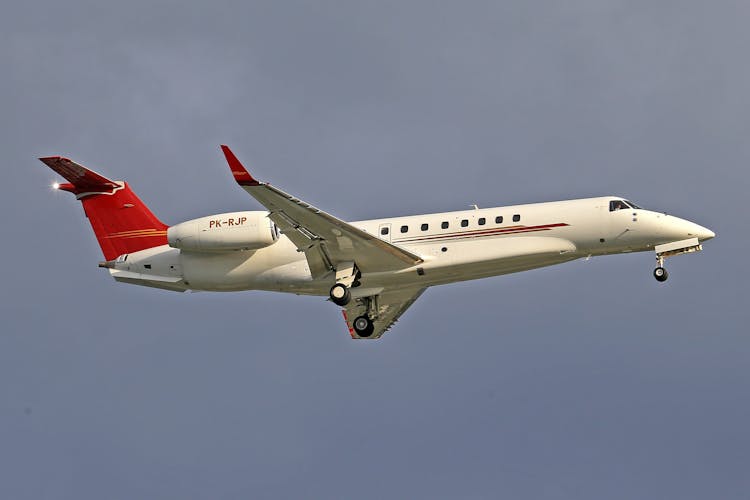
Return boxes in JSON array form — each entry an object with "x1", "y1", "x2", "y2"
[{"x1": 167, "y1": 211, "x2": 279, "y2": 252}]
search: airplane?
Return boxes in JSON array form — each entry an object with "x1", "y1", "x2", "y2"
[{"x1": 40, "y1": 146, "x2": 715, "y2": 339}]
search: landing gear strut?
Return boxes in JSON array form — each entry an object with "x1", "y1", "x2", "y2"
[{"x1": 350, "y1": 294, "x2": 379, "y2": 338}]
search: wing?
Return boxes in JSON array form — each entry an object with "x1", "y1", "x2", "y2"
[
  {"x1": 342, "y1": 287, "x2": 427, "y2": 340},
  {"x1": 220, "y1": 145, "x2": 423, "y2": 278}
]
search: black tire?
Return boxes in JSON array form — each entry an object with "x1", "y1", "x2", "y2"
[
  {"x1": 329, "y1": 284, "x2": 351, "y2": 306},
  {"x1": 353, "y1": 315, "x2": 374, "y2": 337},
  {"x1": 654, "y1": 267, "x2": 668, "y2": 282}
]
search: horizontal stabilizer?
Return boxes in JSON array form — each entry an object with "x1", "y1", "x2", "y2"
[{"x1": 40, "y1": 156, "x2": 119, "y2": 196}]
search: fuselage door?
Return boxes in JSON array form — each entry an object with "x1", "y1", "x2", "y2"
[{"x1": 378, "y1": 223, "x2": 392, "y2": 242}]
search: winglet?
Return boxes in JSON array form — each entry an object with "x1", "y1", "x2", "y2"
[{"x1": 220, "y1": 145, "x2": 260, "y2": 186}]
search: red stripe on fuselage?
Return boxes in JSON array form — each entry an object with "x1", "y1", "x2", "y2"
[{"x1": 394, "y1": 222, "x2": 569, "y2": 244}]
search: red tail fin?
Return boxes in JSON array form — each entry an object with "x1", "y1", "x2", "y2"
[{"x1": 40, "y1": 156, "x2": 168, "y2": 260}]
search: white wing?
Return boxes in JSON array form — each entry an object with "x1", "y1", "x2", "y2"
[
  {"x1": 342, "y1": 287, "x2": 427, "y2": 339},
  {"x1": 221, "y1": 146, "x2": 422, "y2": 278}
]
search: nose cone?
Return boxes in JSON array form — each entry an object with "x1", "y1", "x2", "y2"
[
  {"x1": 693, "y1": 224, "x2": 715, "y2": 242},
  {"x1": 681, "y1": 219, "x2": 715, "y2": 241},
  {"x1": 660, "y1": 215, "x2": 715, "y2": 242}
]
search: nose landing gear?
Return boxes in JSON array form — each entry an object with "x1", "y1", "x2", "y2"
[
  {"x1": 652, "y1": 237, "x2": 704, "y2": 283},
  {"x1": 653, "y1": 255, "x2": 669, "y2": 282},
  {"x1": 653, "y1": 265, "x2": 668, "y2": 282}
]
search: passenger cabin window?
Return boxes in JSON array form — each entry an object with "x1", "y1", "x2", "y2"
[
  {"x1": 461, "y1": 219, "x2": 469, "y2": 227},
  {"x1": 380, "y1": 227, "x2": 389, "y2": 235},
  {"x1": 495, "y1": 216, "x2": 503, "y2": 224},
  {"x1": 400, "y1": 225, "x2": 409, "y2": 233},
  {"x1": 441, "y1": 221, "x2": 449, "y2": 229},
  {"x1": 513, "y1": 214, "x2": 520, "y2": 222},
  {"x1": 478, "y1": 217, "x2": 486, "y2": 225},
  {"x1": 421, "y1": 223, "x2": 429, "y2": 231}
]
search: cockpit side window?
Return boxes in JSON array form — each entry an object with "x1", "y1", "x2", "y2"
[
  {"x1": 610, "y1": 199, "x2": 643, "y2": 211},
  {"x1": 609, "y1": 200, "x2": 628, "y2": 211}
]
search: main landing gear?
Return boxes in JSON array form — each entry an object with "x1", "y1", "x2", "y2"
[
  {"x1": 352, "y1": 294, "x2": 379, "y2": 338},
  {"x1": 329, "y1": 283, "x2": 351, "y2": 306},
  {"x1": 328, "y1": 261, "x2": 361, "y2": 306},
  {"x1": 328, "y1": 261, "x2": 375, "y2": 336},
  {"x1": 353, "y1": 315, "x2": 374, "y2": 337}
]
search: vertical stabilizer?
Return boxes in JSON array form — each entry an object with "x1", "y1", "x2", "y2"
[{"x1": 40, "y1": 156, "x2": 168, "y2": 260}]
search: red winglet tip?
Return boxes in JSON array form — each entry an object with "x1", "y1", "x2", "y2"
[{"x1": 220, "y1": 145, "x2": 259, "y2": 186}]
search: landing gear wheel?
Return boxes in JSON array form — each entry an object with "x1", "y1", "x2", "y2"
[
  {"x1": 654, "y1": 266, "x2": 669, "y2": 282},
  {"x1": 329, "y1": 283, "x2": 351, "y2": 306},
  {"x1": 353, "y1": 315, "x2": 374, "y2": 337}
]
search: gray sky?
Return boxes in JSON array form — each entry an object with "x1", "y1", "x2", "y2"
[{"x1": 2, "y1": 1, "x2": 748, "y2": 498}]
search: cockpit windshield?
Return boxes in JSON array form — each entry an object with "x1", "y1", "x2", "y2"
[{"x1": 609, "y1": 199, "x2": 642, "y2": 212}]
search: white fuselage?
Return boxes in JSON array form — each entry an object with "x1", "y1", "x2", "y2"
[{"x1": 108, "y1": 196, "x2": 714, "y2": 295}]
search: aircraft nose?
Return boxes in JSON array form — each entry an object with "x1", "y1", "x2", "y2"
[
  {"x1": 684, "y1": 220, "x2": 715, "y2": 241},
  {"x1": 661, "y1": 216, "x2": 716, "y2": 242},
  {"x1": 694, "y1": 224, "x2": 715, "y2": 241}
]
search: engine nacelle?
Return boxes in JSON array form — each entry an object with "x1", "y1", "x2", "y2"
[{"x1": 167, "y1": 211, "x2": 278, "y2": 252}]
